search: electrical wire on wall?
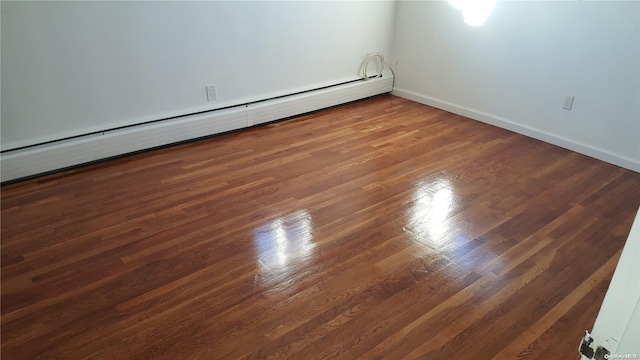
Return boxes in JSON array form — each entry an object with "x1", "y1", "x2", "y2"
[{"x1": 358, "y1": 52, "x2": 394, "y2": 81}]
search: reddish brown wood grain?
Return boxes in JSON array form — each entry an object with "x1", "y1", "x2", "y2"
[{"x1": 2, "y1": 95, "x2": 639, "y2": 359}]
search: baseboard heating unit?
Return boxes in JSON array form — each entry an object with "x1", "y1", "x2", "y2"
[{"x1": 1, "y1": 70, "x2": 393, "y2": 183}]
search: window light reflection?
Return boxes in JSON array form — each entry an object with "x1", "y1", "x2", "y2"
[
  {"x1": 406, "y1": 179, "x2": 455, "y2": 247},
  {"x1": 253, "y1": 210, "x2": 315, "y2": 274}
]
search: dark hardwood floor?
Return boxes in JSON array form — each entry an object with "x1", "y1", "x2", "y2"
[{"x1": 2, "y1": 95, "x2": 639, "y2": 359}]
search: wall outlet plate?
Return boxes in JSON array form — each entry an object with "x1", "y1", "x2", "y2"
[
  {"x1": 563, "y1": 95, "x2": 574, "y2": 110},
  {"x1": 206, "y1": 85, "x2": 217, "y2": 101}
]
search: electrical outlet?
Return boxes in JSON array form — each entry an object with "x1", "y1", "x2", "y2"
[
  {"x1": 563, "y1": 95, "x2": 574, "y2": 110},
  {"x1": 206, "y1": 85, "x2": 217, "y2": 101}
]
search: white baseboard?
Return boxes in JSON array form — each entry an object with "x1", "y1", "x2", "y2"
[
  {"x1": 0, "y1": 107, "x2": 248, "y2": 183},
  {"x1": 1, "y1": 72, "x2": 393, "y2": 182},
  {"x1": 247, "y1": 75, "x2": 393, "y2": 126},
  {"x1": 392, "y1": 88, "x2": 640, "y2": 173}
]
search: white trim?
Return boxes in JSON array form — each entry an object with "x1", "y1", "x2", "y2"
[
  {"x1": 247, "y1": 74, "x2": 393, "y2": 127},
  {"x1": 1, "y1": 72, "x2": 393, "y2": 182},
  {"x1": 591, "y1": 209, "x2": 640, "y2": 355},
  {"x1": 392, "y1": 88, "x2": 640, "y2": 173},
  {"x1": 0, "y1": 107, "x2": 248, "y2": 182},
  {"x1": 0, "y1": 76, "x2": 364, "y2": 152}
]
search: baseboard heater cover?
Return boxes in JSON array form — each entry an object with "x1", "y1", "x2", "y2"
[
  {"x1": 1, "y1": 71, "x2": 393, "y2": 182},
  {"x1": 247, "y1": 73, "x2": 393, "y2": 126}
]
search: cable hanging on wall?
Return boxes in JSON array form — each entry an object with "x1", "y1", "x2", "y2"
[{"x1": 358, "y1": 52, "x2": 393, "y2": 81}]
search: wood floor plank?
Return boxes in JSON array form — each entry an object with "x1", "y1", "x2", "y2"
[{"x1": 2, "y1": 95, "x2": 639, "y2": 359}]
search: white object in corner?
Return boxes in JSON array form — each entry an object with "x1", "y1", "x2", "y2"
[
  {"x1": 1, "y1": 71, "x2": 393, "y2": 182},
  {"x1": 587, "y1": 208, "x2": 640, "y2": 356}
]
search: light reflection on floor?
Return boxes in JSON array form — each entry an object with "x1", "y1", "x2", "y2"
[
  {"x1": 253, "y1": 210, "x2": 316, "y2": 279},
  {"x1": 404, "y1": 176, "x2": 505, "y2": 273},
  {"x1": 405, "y1": 177, "x2": 456, "y2": 248}
]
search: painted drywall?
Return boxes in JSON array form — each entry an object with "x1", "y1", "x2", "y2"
[
  {"x1": 391, "y1": 1, "x2": 640, "y2": 171},
  {"x1": 1, "y1": 1, "x2": 395, "y2": 150}
]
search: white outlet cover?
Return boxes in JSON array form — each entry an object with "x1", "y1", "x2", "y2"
[
  {"x1": 206, "y1": 85, "x2": 217, "y2": 101},
  {"x1": 563, "y1": 95, "x2": 574, "y2": 110}
]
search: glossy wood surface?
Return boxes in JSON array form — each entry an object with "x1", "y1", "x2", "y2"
[{"x1": 2, "y1": 95, "x2": 639, "y2": 359}]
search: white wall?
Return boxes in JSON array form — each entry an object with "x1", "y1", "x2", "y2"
[
  {"x1": 391, "y1": 1, "x2": 640, "y2": 171},
  {"x1": 1, "y1": 1, "x2": 395, "y2": 150}
]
